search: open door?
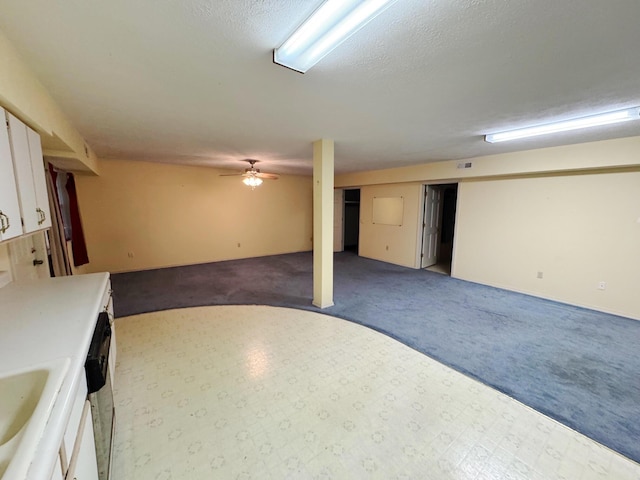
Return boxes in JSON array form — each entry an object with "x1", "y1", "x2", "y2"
[{"x1": 421, "y1": 185, "x2": 442, "y2": 268}]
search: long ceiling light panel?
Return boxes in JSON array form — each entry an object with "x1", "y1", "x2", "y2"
[
  {"x1": 485, "y1": 107, "x2": 640, "y2": 143},
  {"x1": 274, "y1": 0, "x2": 398, "y2": 73}
]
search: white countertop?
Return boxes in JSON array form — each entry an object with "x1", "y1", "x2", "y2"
[{"x1": 0, "y1": 273, "x2": 110, "y2": 480}]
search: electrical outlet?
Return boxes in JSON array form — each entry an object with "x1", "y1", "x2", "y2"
[
  {"x1": 598, "y1": 281, "x2": 606, "y2": 290},
  {"x1": 537, "y1": 271, "x2": 543, "y2": 279}
]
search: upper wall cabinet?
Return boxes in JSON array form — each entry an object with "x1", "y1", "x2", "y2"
[
  {"x1": 5, "y1": 110, "x2": 51, "y2": 235},
  {"x1": 27, "y1": 125, "x2": 51, "y2": 230},
  {"x1": 0, "y1": 109, "x2": 22, "y2": 241}
]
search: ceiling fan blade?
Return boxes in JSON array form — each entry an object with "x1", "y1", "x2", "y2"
[{"x1": 255, "y1": 172, "x2": 279, "y2": 180}]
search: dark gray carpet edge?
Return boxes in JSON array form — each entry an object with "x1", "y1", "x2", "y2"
[{"x1": 111, "y1": 251, "x2": 640, "y2": 463}]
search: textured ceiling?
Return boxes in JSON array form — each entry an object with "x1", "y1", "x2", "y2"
[{"x1": 1, "y1": 0, "x2": 640, "y2": 175}]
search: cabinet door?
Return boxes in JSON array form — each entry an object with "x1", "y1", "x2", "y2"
[
  {"x1": 6, "y1": 112, "x2": 40, "y2": 233},
  {"x1": 27, "y1": 127, "x2": 51, "y2": 229},
  {"x1": 64, "y1": 381, "x2": 88, "y2": 462},
  {"x1": 72, "y1": 401, "x2": 99, "y2": 480},
  {"x1": 0, "y1": 111, "x2": 22, "y2": 241},
  {"x1": 50, "y1": 453, "x2": 64, "y2": 480},
  {"x1": 63, "y1": 383, "x2": 99, "y2": 480}
]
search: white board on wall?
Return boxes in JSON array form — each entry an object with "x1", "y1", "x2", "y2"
[{"x1": 372, "y1": 196, "x2": 403, "y2": 226}]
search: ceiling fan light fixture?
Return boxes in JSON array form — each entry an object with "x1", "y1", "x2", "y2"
[
  {"x1": 243, "y1": 175, "x2": 263, "y2": 189},
  {"x1": 274, "y1": 0, "x2": 399, "y2": 73},
  {"x1": 484, "y1": 106, "x2": 640, "y2": 143},
  {"x1": 220, "y1": 159, "x2": 277, "y2": 186}
]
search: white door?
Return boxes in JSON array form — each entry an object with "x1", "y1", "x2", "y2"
[
  {"x1": 333, "y1": 189, "x2": 344, "y2": 252},
  {"x1": 421, "y1": 186, "x2": 442, "y2": 268},
  {"x1": 0, "y1": 110, "x2": 22, "y2": 241}
]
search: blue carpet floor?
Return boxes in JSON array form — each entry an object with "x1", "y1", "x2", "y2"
[{"x1": 111, "y1": 251, "x2": 640, "y2": 463}]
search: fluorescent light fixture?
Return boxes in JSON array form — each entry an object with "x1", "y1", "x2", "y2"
[
  {"x1": 274, "y1": 0, "x2": 398, "y2": 73},
  {"x1": 485, "y1": 107, "x2": 640, "y2": 143}
]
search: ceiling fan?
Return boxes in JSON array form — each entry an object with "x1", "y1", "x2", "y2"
[{"x1": 220, "y1": 159, "x2": 279, "y2": 188}]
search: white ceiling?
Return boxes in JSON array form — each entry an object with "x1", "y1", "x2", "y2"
[{"x1": 1, "y1": 0, "x2": 640, "y2": 175}]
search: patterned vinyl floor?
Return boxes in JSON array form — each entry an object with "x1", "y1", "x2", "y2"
[{"x1": 111, "y1": 306, "x2": 640, "y2": 480}]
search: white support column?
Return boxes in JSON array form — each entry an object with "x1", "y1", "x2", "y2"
[{"x1": 312, "y1": 139, "x2": 334, "y2": 308}]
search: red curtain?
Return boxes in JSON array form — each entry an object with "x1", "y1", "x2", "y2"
[{"x1": 66, "y1": 173, "x2": 89, "y2": 266}]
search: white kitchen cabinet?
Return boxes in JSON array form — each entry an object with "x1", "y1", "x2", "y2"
[
  {"x1": 0, "y1": 273, "x2": 110, "y2": 480},
  {"x1": 50, "y1": 455, "x2": 64, "y2": 480},
  {"x1": 6, "y1": 111, "x2": 51, "y2": 235},
  {"x1": 69, "y1": 400, "x2": 99, "y2": 480},
  {"x1": 0, "y1": 108, "x2": 22, "y2": 241},
  {"x1": 61, "y1": 380, "x2": 99, "y2": 480},
  {"x1": 27, "y1": 126, "x2": 51, "y2": 229},
  {"x1": 63, "y1": 381, "x2": 87, "y2": 467}
]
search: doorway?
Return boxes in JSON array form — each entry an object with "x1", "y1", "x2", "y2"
[
  {"x1": 421, "y1": 184, "x2": 457, "y2": 275},
  {"x1": 343, "y1": 189, "x2": 360, "y2": 253}
]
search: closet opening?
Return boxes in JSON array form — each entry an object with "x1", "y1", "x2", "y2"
[{"x1": 343, "y1": 189, "x2": 360, "y2": 254}]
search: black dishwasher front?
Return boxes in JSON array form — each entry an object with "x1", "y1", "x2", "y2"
[{"x1": 85, "y1": 311, "x2": 114, "y2": 480}]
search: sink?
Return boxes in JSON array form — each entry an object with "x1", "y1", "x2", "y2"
[
  {"x1": 0, "y1": 369, "x2": 49, "y2": 446},
  {"x1": 0, "y1": 357, "x2": 70, "y2": 479}
]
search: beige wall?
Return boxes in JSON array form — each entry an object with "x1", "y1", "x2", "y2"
[
  {"x1": 0, "y1": 29, "x2": 97, "y2": 173},
  {"x1": 75, "y1": 159, "x2": 313, "y2": 273},
  {"x1": 359, "y1": 183, "x2": 423, "y2": 268},
  {"x1": 336, "y1": 136, "x2": 640, "y2": 188},
  {"x1": 337, "y1": 137, "x2": 640, "y2": 320},
  {"x1": 453, "y1": 171, "x2": 640, "y2": 320}
]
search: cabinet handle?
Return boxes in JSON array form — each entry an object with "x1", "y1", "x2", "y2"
[
  {"x1": 36, "y1": 207, "x2": 45, "y2": 225},
  {"x1": 0, "y1": 211, "x2": 9, "y2": 233}
]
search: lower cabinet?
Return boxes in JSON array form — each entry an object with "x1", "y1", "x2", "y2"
[
  {"x1": 50, "y1": 456, "x2": 64, "y2": 480},
  {"x1": 50, "y1": 280, "x2": 114, "y2": 480},
  {"x1": 69, "y1": 400, "x2": 98, "y2": 480},
  {"x1": 54, "y1": 379, "x2": 98, "y2": 480}
]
